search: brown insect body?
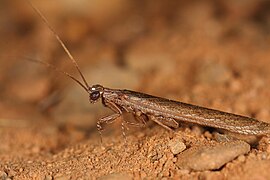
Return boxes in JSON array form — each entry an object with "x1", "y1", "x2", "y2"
[
  {"x1": 90, "y1": 85, "x2": 270, "y2": 135},
  {"x1": 28, "y1": 0, "x2": 270, "y2": 137}
]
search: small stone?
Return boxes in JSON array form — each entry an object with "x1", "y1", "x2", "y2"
[
  {"x1": 260, "y1": 152, "x2": 268, "y2": 160},
  {"x1": 0, "y1": 171, "x2": 7, "y2": 179},
  {"x1": 176, "y1": 140, "x2": 250, "y2": 171},
  {"x1": 168, "y1": 138, "x2": 186, "y2": 155},
  {"x1": 237, "y1": 155, "x2": 246, "y2": 162},
  {"x1": 45, "y1": 175, "x2": 53, "y2": 180},
  {"x1": 172, "y1": 157, "x2": 177, "y2": 162}
]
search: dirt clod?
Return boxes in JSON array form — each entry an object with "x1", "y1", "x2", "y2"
[{"x1": 168, "y1": 138, "x2": 186, "y2": 155}]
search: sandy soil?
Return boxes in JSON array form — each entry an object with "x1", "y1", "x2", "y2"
[{"x1": 1, "y1": 0, "x2": 270, "y2": 179}]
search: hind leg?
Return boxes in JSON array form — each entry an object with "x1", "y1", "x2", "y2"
[
  {"x1": 148, "y1": 115, "x2": 173, "y2": 131},
  {"x1": 148, "y1": 115, "x2": 179, "y2": 131}
]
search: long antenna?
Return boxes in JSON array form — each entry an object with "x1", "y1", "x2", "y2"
[
  {"x1": 26, "y1": 0, "x2": 90, "y2": 90},
  {"x1": 25, "y1": 57, "x2": 89, "y2": 92}
]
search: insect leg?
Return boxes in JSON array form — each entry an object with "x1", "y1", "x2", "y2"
[
  {"x1": 157, "y1": 116, "x2": 179, "y2": 129},
  {"x1": 97, "y1": 113, "x2": 121, "y2": 131},
  {"x1": 121, "y1": 111, "x2": 148, "y2": 128},
  {"x1": 148, "y1": 115, "x2": 174, "y2": 131},
  {"x1": 97, "y1": 113, "x2": 121, "y2": 143},
  {"x1": 105, "y1": 102, "x2": 128, "y2": 142},
  {"x1": 134, "y1": 111, "x2": 147, "y2": 125},
  {"x1": 124, "y1": 121, "x2": 145, "y2": 127},
  {"x1": 121, "y1": 121, "x2": 127, "y2": 144},
  {"x1": 97, "y1": 101, "x2": 122, "y2": 143}
]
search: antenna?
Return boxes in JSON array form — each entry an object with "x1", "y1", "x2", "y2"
[
  {"x1": 26, "y1": 0, "x2": 90, "y2": 90},
  {"x1": 25, "y1": 57, "x2": 89, "y2": 92}
]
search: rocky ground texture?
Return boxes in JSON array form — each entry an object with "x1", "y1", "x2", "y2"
[{"x1": 1, "y1": 0, "x2": 270, "y2": 179}]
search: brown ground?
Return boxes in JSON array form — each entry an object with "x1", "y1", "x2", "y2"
[{"x1": 1, "y1": 0, "x2": 270, "y2": 179}]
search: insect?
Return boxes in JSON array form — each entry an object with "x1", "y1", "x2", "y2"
[{"x1": 27, "y1": 0, "x2": 270, "y2": 138}]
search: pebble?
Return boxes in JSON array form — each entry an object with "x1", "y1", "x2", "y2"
[
  {"x1": 168, "y1": 138, "x2": 186, "y2": 155},
  {"x1": 45, "y1": 175, "x2": 53, "y2": 180},
  {"x1": 0, "y1": 171, "x2": 7, "y2": 179},
  {"x1": 237, "y1": 155, "x2": 246, "y2": 162},
  {"x1": 176, "y1": 140, "x2": 250, "y2": 171}
]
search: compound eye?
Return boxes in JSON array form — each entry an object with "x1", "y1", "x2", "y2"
[{"x1": 90, "y1": 91, "x2": 100, "y2": 101}]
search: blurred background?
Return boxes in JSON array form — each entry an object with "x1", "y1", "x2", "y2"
[{"x1": 0, "y1": 0, "x2": 270, "y2": 151}]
